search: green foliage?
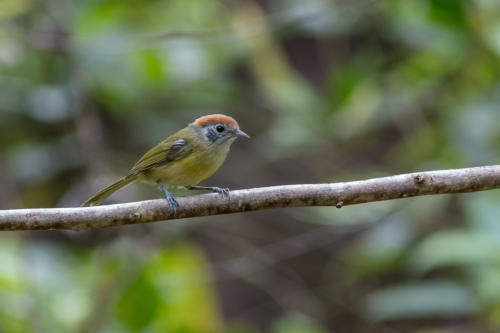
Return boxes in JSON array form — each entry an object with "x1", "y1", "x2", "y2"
[
  {"x1": 272, "y1": 313, "x2": 327, "y2": 333},
  {"x1": 363, "y1": 281, "x2": 477, "y2": 321},
  {"x1": 117, "y1": 272, "x2": 161, "y2": 330}
]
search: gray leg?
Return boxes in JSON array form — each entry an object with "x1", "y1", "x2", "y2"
[
  {"x1": 156, "y1": 180, "x2": 179, "y2": 214},
  {"x1": 187, "y1": 185, "x2": 230, "y2": 197}
]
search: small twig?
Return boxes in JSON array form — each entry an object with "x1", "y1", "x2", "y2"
[{"x1": 0, "y1": 165, "x2": 499, "y2": 231}]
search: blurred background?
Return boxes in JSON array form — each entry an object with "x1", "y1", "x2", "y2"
[{"x1": 1, "y1": 0, "x2": 500, "y2": 332}]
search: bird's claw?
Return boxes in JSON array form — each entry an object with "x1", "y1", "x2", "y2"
[
  {"x1": 165, "y1": 194, "x2": 179, "y2": 214},
  {"x1": 211, "y1": 187, "x2": 230, "y2": 197},
  {"x1": 157, "y1": 180, "x2": 179, "y2": 214}
]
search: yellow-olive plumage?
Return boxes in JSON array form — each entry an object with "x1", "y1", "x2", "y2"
[{"x1": 81, "y1": 114, "x2": 248, "y2": 211}]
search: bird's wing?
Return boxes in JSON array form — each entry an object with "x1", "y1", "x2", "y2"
[{"x1": 129, "y1": 137, "x2": 193, "y2": 175}]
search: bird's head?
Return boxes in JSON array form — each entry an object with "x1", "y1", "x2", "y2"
[{"x1": 191, "y1": 114, "x2": 249, "y2": 145}]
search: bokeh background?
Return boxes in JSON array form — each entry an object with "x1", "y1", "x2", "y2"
[{"x1": 1, "y1": 0, "x2": 500, "y2": 332}]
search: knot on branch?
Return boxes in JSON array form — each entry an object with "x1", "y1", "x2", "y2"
[{"x1": 414, "y1": 174, "x2": 425, "y2": 185}]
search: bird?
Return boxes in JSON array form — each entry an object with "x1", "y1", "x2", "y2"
[{"x1": 81, "y1": 114, "x2": 249, "y2": 213}]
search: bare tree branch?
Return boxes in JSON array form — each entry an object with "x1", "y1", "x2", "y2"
[{"x1": 0, "y1": 165, "x2": 499, "y2": 231}]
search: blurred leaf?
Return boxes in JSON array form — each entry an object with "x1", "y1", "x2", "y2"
[
  {"x1": 224, "y1": 324, "x2": 258, "y2": 333},
  {"x1": 428, "y1": 0, "x2": 467, "y2": 28},
  {"x1": 469, "y1": 266, "x2": 500, "y2": 307},
  {"x1": 463, "y1": 191, "x2": 500, "y2": 232},
  {"x1": 328, "y1": 60, "x2": 375, "y2": 109},
  {"x1": 141, "y1": 50, "x2": 167, "y2": 84},
  {"x1": 148, "y1": 244, "x2": 223, "y2": 332},
  {"x1": 24, "y1": 242, "x2": 92, "y2": 331},
  {"x1": 363, "y1": 281, "x2": 477, "y2": 321},
  {"x1": 27, "y1": 86, "x2": 72, "y2": 123},
  {"x1": 271, "y1": 313, "x2": 327, "y2": 333},
  {"x1": 389, "y1": 0, "x2": 466, "y2": 56},
  {"x1": 0, "y1": 236, "x2": 23, "y2": 290},
  {"x1": 5, "y1": 138, "x2": 82, "y2": 184},
  {"x1": 75, "y1": 0, "x2": 129, "y2": 37},
  {"x1": 0, "y1": 0, "x2": 30, "y2": 19},
  {"x1": 272, "y1": 0, "x2": 365, "y2": 36},
  {"x1": 117, "y1": 272, "x2": 161, "y2": 331},
  {"x1": 448, "y1": 89, "x2": 500, "y2": 165},
  {"x1": 408, "y1": 230, "x2": 500, "y2": 274},
  {"x1": 328, "y1": 79, "x2": 381, "y2": 140},
  {"x1": 343, "y1": 215, "x2": 414, "y2": 277}
]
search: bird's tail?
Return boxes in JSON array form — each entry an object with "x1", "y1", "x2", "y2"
[{"x1": 81, "y1": 175, "x2": 137, "y2": 206}]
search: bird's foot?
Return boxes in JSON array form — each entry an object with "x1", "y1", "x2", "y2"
[
  {"x1": 157, "y1": 181, "x2": 179, "y2": 214},
  {"x1": 209, "y1": 186, "x2": 230, "y2": 197},
  {"x1": 165, "y1": 192, "x2": 179, "y2": 214},
  {"x1": 187, "y1": 185, "x2": 230, "y2": 197}
]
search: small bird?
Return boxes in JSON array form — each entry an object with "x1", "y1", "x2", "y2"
[{"x1": 81, "y1": 114, "x2": 249, "y2": 212}]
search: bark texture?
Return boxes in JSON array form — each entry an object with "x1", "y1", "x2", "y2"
[{"x1": 0, "y1": 165, "x2": 499, "y2": 231}]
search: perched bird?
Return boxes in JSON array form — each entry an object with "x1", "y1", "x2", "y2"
[{"x1": 81, "y1": 114, "x2": 249, "y2": 212}]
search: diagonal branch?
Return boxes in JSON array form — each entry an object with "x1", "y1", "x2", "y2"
[{"x1": 0, "y1": 165, "x2": 499, "y2": 231}]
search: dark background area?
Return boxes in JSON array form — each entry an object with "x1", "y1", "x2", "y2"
[{"x1": 1, "y1": 0, "x2": 500, "y2": 332}]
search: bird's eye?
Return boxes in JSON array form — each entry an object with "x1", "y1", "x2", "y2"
[{"x1": 216, "y1": 125, "x2": 225, "y2": 133}]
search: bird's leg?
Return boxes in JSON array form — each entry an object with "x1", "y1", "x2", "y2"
[
  {"x1": 156, "y1": 180, "x2": 179, "y2": 214},
  {"x1": 186, "y1": 185, "x2": 230, "y2": 197}
]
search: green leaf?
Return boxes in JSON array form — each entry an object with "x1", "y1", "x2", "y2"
[
  {"x1": 343, "y1": 216, "x2": 414, "y2": 278},
  {"x1": 143, "y1": 244, "x2": 223, "y2": 332},
  {"x1": 272, "y1": 313, "x2": 327, "y2": 333},
  {"x1": 117, "y1": 272, "x2": 161, "y2": 331},
  {"x1": 408, "y1": 230, "x2": 500, "y2": 274},
  {"x1": 463, "y1": 191, "x2": 500, "y2": 231},
  {"x1": 428, "y1": 0, "x2": 467, "y2": 28},
  {"x1": 363, "y1": 281, "x2": 477, "y2": 321}
]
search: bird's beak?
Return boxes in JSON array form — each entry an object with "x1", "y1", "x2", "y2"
[{"x1": 235, "y1": 129, "x2": 250, "y2": 138}]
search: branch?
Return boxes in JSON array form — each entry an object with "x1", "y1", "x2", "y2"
[{"x1": 1, "y1": 165, "x2": 499, "y2": 231}]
